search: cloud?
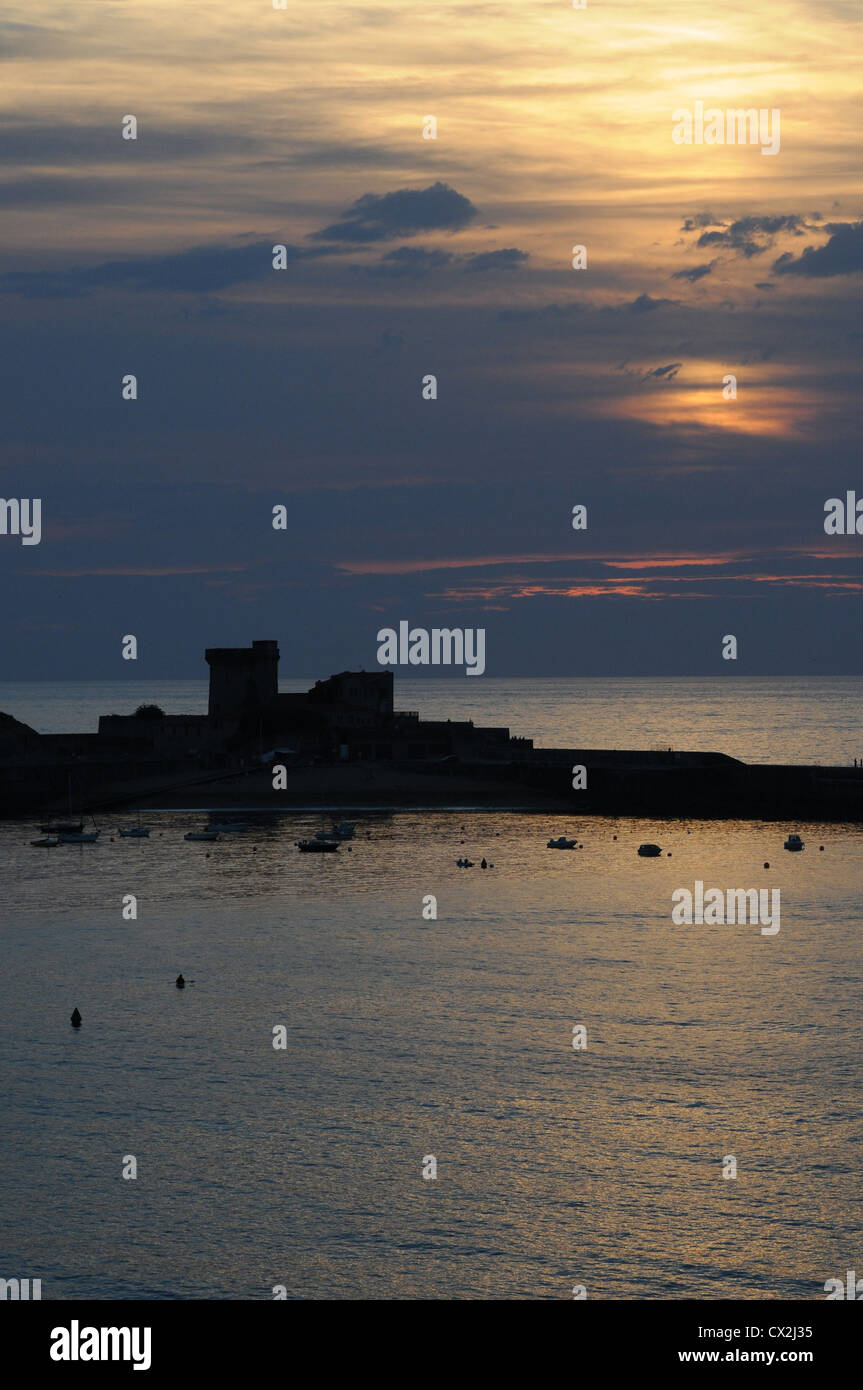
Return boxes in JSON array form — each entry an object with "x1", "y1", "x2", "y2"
[
  {"x1": 671, "y1": 263, "x2": 713, "y2": 283},
  {"x1": 773, "y1": 220, "x2": 863, "y2": 277},
  {"x1": 681, "y1": 213, "x2": 723, "y2": 231},
  {"x1": 309, "y1": 181, "x2": 478, "y2": 243},
  {"x1": 21, "y1": 564, "x2": 248, "y2": 578},
  {"x1": 625, "y1": 293, "x2": 674, "y2": 314},
  {"x1": 462, "y1": 248, "x2": 529, "y2": 273},
  {"x1": 364, "y1": 246, "x2": 454, "y2": 278},
  {"x1": 0, "y1": 238, "x2": 302, "y2": 297},
  {"x1": 642, "y1": 362, "x2": 682, "y2": 381},
  {"x1": 0, "y1": 121, "x2": 259, "y2": 167},
  {"x1": 692, "y1": 214, "x2": 809, "y2": 259}
]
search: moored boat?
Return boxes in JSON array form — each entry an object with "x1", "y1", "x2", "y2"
[
  {"x1": 547, "y1": 835, "x2": 576, "y2": 849},
  {"x1": 783, "y1": 833, "x2": 804, "y2": 851},
  {"x1": 637, "y1": 843, "x2": 662, "y2": 857},
  {"x1": 297, "y1": 839, "x2": 340, "y2": 853},
  {"x1": 118, "y1": 826, "x2": 150, "y2": 838},
  {"x1": 59, "y1": 831, "x2": 100, "y2": 844},
  {"x1": 184, "y1": 830, "x2": 220, "y2": 842},
  {"x1": 31, "y1": 835, "x2": 59, "y2": 847}
]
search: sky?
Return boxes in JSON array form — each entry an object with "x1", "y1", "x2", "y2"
[{"x1": 1, "y1": 0, "x2": 862, "y2": 679}]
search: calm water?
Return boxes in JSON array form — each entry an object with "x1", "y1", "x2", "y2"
[
  {"x1": 1, "y1": 807, "x2": 861, "y2": 1299},
  {"x1": 2, "y1": 676, "x2": 863, "y2": 765}
]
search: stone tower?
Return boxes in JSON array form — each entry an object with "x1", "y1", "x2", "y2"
[{"x1": 205, "y1": 640, "x2": 280, "y2": 718}]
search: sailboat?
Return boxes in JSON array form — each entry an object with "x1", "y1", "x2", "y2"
[{"x1": 42, "y1": 770, "x2": 96, "y2": 841}]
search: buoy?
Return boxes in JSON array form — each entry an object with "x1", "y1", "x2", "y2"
[
  {"x1": 819, "y1": 846, "x2": 824, "y2": 851},
  {"x1": 481, "y1": 858, "x2": 487, "y2": 869},
  {"x1": 764, "y1": 862, "x2": 770, "y2": 869},
  {"x1": 667, "y1": 852, "x2": 672, "y2": 857},
  {"x1": 613, "y1": 835, "x2": 617, "y2": 841},
  {"x1": 176, "y1": 974, "x2": 185, "y2": 989},
  {"x1": 70, "y1": 1007, "x2": 82, "y2": 1028}
]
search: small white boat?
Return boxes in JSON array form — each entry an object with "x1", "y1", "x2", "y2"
[
  {"x1": 637, "y1": 843, "x2": 662, "y2": 857},
  {"x1": 118, "y1": 826, "x2": 150, "y2": 839},
  {"x1": 547, "y1": 836, "x2": 576, "y2": 850},
  {"x1": 784, "y1": 833, "x2": 804, "y2": 852},
  {"x1": 31, "y1": 835, "x2": 59, "y2": 847},
  {"x1": 184, "y1": 830, "x2": 220, "y2": 842}
]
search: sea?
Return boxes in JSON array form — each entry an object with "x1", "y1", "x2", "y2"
[{"x1": 1, "y1": 677, "x2": 861, "y2": 1299}]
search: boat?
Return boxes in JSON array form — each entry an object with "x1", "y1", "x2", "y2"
[
  {"x1": 637, "y1": 843, "x2": 662, "y2": 857},
  {"x1": 31, "y1": 836, "x2": 59, "y2": 847},
  {"x1": 184, "y1": 830, "x2": 220, "y2": 842},
  {"x1": 784, "y1": 833, "x2": 804, "y2": 852},
  {"x1": 118, "y1": 826, "x2": 150, "y2": 838},
  {"x1": 547, "y1": 836, "x2": 576, "y2": 849},
  {"x1": 39, "y1": 822, "x2": 83, "y2": 834},
  {"x1": 297, "y1": 839, "x2": 340, "y2": 853},
  {"x1": 59, "y1": 831, "x2": 100, "y2": 843}
]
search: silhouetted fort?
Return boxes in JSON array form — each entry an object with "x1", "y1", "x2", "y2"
[{"x1": 1, "y1": 639, "x2": 861, "y2": 819}]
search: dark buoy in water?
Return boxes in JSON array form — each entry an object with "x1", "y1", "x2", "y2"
[
  {"x1": 764, "y1": 862, "x2": 770, "y2": 869},
  {"x1": 70, "y1": 1007, "x2": 82, "y2": 1028},
  {"x1": 481, "y1": 858, "x2": 487, "y2": 869},
  {"x1": 176, "y1": 974, "x2": 185, "y2": 989},
  {"x1": 819, "y1": 845, "x2": 824, "y2": 851},
  {"x1": 613, "y1": 835, "x2": 617, "y2": 841},
  {"x1": 667, "y1": 852, "x2": 672, "y2": 857}
]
